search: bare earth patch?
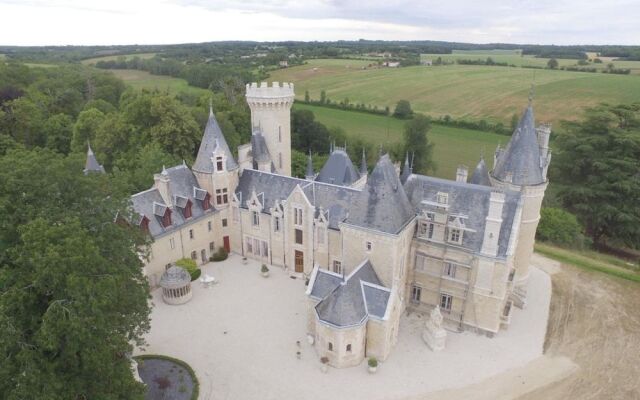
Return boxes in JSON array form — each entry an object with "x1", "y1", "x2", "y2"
[{"x1": 137, "y1": 254, "x2": 558, "y2": 400}]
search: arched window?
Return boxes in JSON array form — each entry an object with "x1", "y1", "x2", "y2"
[{"x1": 328, "y1": 342, "x2": 333, "y2": 351}]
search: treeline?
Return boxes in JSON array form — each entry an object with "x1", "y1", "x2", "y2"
[
  {"x1": 456, "y1": 57, "x2": 514, "y2": 67},
  {"x1": 0, "y1": 62, "x2": 251, "y2": 192}
]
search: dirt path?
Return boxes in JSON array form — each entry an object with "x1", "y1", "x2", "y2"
[{"x1": 518, "y1": 253, "x2": 640, "y2": 399}]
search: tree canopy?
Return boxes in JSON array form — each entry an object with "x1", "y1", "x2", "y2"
[
  {"x1": 552, "y1": 103, "x2": 640, "y2": 248},
  {"x1": 392, "y1": 100, "x2": 413, "y2": 119},
  {"x1": 403, "y1": 114, "x2": 435, "y2": 174}
]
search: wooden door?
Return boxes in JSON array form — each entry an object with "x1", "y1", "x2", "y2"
[
  {"x1": 294, "y1": 250, "x2": 304, "y2": 273},
  {"x1": 223, "y1": 236, "x2": 230, "y2": 253}
]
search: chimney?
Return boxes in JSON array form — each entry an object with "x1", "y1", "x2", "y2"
[
  {"x1": 154, "y1": 166, "x2": 172, "y2": 207},
  {"x1": 480, "y1": 191, "x2": 505, "y2": 257},
  {"x1": 456, "y1": 165, "x2": 468, "y2": 183}
]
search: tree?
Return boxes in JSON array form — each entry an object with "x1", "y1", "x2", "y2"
[
  {"x1": 0, "y1": 148, "x2": 150, "y2": 399},
  {"x1": 552, "y1": 103, "x2": 640, "y2": 248},
  {"x1": 112, "y1": 142, "x2": 181, "y2": 192},
  {"x1": 510, "y1": 113, "x2": 519, "y2": 132},
  {"x1": 393, "y1": 100, "x2": 413, "y2": 119},
  {"x1": 537, "y1": 207, "x2": 585, "y2": 247},
  {"x1": 71, "y1": 108, "x2": 106, "y2": 153},
  {"x1": 304, "y1": 90, "x2": 310, "y2": 102},
  {"x1": 43, "y1": 113, "x2": 74, "y2": 154},
  {"x1": 547, "y1": 58, "x2": 559, "y2": 69},
  {"x1": 291, "y1": 109, "x2": 331, "y2": 154},
  {"x1": 402, "y1": 114, "x2": 435, "y2": 174},
  {"x1": 320, "y1": 90, "x2": 326, "y2": 104}
]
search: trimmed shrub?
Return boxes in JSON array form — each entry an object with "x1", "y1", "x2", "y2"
[
  {"x1": 190, "y1": 268, "x2": 201, "y2": 281},
  {"x1": 261, "y1": 264, "x2": 269, "y2": 273},
  {"x1": 211, "y1": 246, "x2": 228, "y2": 262},
  {"x1": 537, "y1": 207, "x2": 584, "y2": 248},
  {"x1": 176, "y1": 258, "x2": 198, "y2": 274},
  {"x1": 368, "y1": 357, "x2": 378, "y2": 368}
]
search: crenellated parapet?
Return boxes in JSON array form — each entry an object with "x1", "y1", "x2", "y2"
[{"x1": 246, "y1": 82, "x2": 295, "y2": 108}]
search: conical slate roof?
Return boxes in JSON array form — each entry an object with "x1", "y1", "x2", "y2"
[
  {"x1": 315, "y1": 149, "x2": 360, "y2": 186},
  {"x1": 469, "y1": 157, "x2": 491, "y2": 186},
  {"x1": 347, "y1": 154, "x2": 415, "y2": 234},
  {"x1": 360, "y1": 148, "x2": 368, "y2": 175},
  {"x1": 492, "y1": 105, "x2": 543, "y2": 185},
  {"x1": 193, "y1": 108, "x2": 238, "y2": 173},
  {"x1": 84, "y1": 143, "x2": 105, "y2": 175}
]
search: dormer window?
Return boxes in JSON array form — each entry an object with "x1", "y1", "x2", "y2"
[
  {"x1": 202, "y1": 192, "x2": 211, "y2": 210},
  {"x1": 437, "y1": 192, "x2": 448, "y2": 205},
  {"x1": 161, "y1": 209, "x2": 172, "y2": 228},
  {"x1": 183, "y1": 200, "x2": 192, "y2": 219},
  {"x1": 449, "y1": 228, "x2": 461, "y2": 244},
  {"x1": 216, "y1": 156, "x2": 224, "y2": 172},
  {"x1": 140, "y1": 216, "x2": 150, "y2": 233}
]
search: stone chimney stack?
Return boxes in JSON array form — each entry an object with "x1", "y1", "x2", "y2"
[
  {"x1": 480, "y1": 191, "x2": 505, "y2": 257},
  {"x1": 456, "y1": 165, "x2": 468, "y2": 183},
  {"x1": 154, "y1": 166, "x2": 172, "y2": 207}
]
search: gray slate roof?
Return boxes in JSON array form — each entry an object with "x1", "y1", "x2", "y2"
[
  {"x1": 400, "y1": 153, "x2": 412, "y2": 184},
  {"x1": 131, "y1": 164, "x2": 214, "y2": 238},
  {"x1": 309, "y1": 270, "x2": 343, "y2": 300},
  {"x1": 492, "y1": 105, "x2": 544, "y2": 186},
  {"x1": 193, "y1": 109, "x2": 238, "y2": 173},
  {"x1": 403, "y1": 174, "x2": 520, "y2": 257},
  {"x1": 469, "y1": 157, "x2": 491, "y2": 186},
  {"x1": 347, "y1": 154, "x2": 415, "y2": 234},
  {"x1": 84, "y1": 144, "x2": 105, "y2": 174},
  {"x1": 236, "y1": 169, "x2": 360, "y2": 229},
  {"x1": 314, "y1": 260, "x2": 390, "y2": 327},
  {"x1": 315, "y1": 149, "x2": 360, "y2": 186},
  {"x1": 251, "y1": 133, "x2": 271, "y2": 163}
]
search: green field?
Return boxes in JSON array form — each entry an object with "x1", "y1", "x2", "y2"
[
  {"x1": 295, "y1": 103, "x2": 503, "y2": 179},
  {"x1": 271, "y1": 58, "x2": 640, "y2": 126},
  {"x1": 106, "y1": 69, "x2": 209, "y2": 97},
  {"x1": 81, "y1": 52, "x2": 157, "y2": 65}
]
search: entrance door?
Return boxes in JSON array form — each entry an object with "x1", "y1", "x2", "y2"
[
  {"x1": 295, "y1": 250, "x2": 304, "y2": 273},
  {"x1": 223, "y1": 236, "x2": 230, "y2": 253}
]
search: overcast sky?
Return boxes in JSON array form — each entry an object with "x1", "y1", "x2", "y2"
[{"x1": 1, "y1": 0, "x2": 638, "y2": 46}]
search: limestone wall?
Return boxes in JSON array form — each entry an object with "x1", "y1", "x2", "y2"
[{"x1": 314, "y1": 321, "x2": 366, "y2": 368}]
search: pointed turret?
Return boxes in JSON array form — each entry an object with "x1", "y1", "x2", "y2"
[
  {"x1": 305, "y1": 151, "x2": 315, "y2": 180},
  {"x1": 348, "y1": 154, "x2": 415, "y2": 234},
  {"x1": 400, "y1": 152, "x2": 412, "y2": 184},
  {"x1": 193, "y1": 106, "x2": 238, "y2": 174},
  {"x1": 469, "y1": 157, "x2": 491, "y2": 186},
  {"x1": 491, "y1": 105, "x2": 544, "y2": 185},
  {"x1": 315, "y1": 146, "x2": 360, "y2": 186},
  {"x1": 83, "y1": 143, "x2": 105, "y2": 175},
  {"x1": 360, "y1": 148, "x2": 368, "y2": 175}
]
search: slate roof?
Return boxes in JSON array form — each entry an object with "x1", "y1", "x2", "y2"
[
  {"x1": 131, "y1": 164, "x2": 214, "y2": 238},
  {"x1": 400, "y1": 153, "x2": 412, "y2": 184},
  {"x1": 492, "y1": 105, "x2": 544, "y2": 186},
  {"x1": 347, "y1": 154, "x2": 415, "y2": 234},
  {"x1": 403, "y1": 174, "x2": 520, "y2": 257},
  {"x1": 309, "y1": 270, "x2": 343, "y2": 300},
  {"x1": 314, "y1": 260, "x2": 390, "y2": 327},
  {"x1": 84, "y1": 144, "x2": 105, "y2": 174},
  {"x1": 251, "y1": 133, "x2": 271, "y2": 163},
  {"x1": 236, "y1": 169, "x2": 360, "y2": 229},
  {"x1": 315, "y1": 149, "x2": 360, "y2": 186},
  {"x1": 193, "y1": 108, "x2": 238, "y2": 173},
  {"x1": 469, "y1": 157, "x2": 491, "y2": 186}
]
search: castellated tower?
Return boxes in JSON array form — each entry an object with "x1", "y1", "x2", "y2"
[{"x1": 246, "y1": 82, "x2": 295, "y2": 176}]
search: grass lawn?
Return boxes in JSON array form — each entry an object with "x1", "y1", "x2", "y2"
[
  {"x1": 295, "y1": 103, "x2": 503, "y2": 179},
  {"x1": 81, "y1": 52, "x2": 157, "y2": 65},
  {"x1": 106, "y1": 69, "x2": 209, "y2": 97},
  {"x1": 271, "y1": 59, "x2": 640, "y2": 126},
  {"x1": 535, "y1": 243, "x2": 640, "y2": 283}
]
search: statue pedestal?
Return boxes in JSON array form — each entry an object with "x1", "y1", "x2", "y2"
[{"x1": 422, "y1": 306, "x2": 447, "y2": 352}]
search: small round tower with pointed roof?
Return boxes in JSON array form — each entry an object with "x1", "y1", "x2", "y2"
[{"x1": 246, "y1": 82, "x2": 295, "y2": 176}]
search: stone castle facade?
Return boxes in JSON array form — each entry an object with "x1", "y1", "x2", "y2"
[{"x1": 85, "y1": 81, "x2": 550, "y2": 368}]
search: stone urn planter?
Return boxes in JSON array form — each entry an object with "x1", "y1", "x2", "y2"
[
  {"x1": 261, "y1": 264, "x2": 270, "y2": 278},
  {"x1": 320, "y1": 357, "x2": 329, "y2": 373},
  {"x1": 368, "y1": 357, "x2": 378, "y2": 374}
]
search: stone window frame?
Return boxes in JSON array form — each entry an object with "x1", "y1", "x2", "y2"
[
  {"x1": 215, "y1": 155, "x2": 224, "y2": 172},
  {"x1": 440, "y1": 293, "x2": 453, "y2": 312},
  {"x1": 207, "y1": 221, "x2": 212, "y2": 232},
  {"x1": 332, "y1": 260, "x2": 342, "y2": 275},
  {"x1": 365, "y1": 241, "x2": 373, "y2": 252},
  {"x1": 411, "y1": 284, "x2": 422, "y2": 303},
  {"x1": 169, "y1": 237, "x2": 175, "y2": 249},
  {"x1": 222, "y1": 218, "x2": 228, "y2": 228},
  {"x1": 295, "y1": 228, "x2": 303, "y2": 245},
  {"x1": 448, "y1": 228, "x2": 462, "y2": 244},
  {"x1": 189, "y1": 229, "x2": 194, "y2": 239},
  {"x1": 443, "y1": 262, "x2": 457, "y2": 278}
]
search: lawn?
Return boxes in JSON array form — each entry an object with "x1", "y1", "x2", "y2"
[
  {"x1": 270, "y1": 59, "x2": 640, "y2": 126},
  {"x1": 106, "y1": 69, "x2": 209, "y2": 97},
  {"x1": 294, "y1": 103, "x2": 503, "y2": 179},
  {"x1": 81, "y1": 52, "x2": 157, "y2": 65}
]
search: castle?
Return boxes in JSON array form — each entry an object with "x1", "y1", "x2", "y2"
[{"x1": 85, "y1": 81, "x2": 550, "y2": 368}]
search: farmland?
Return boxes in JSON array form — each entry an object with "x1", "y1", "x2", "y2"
[
  {"x1": 105, "y1": 69, "x2": 209, "y2": 97},
  {"x1": 270, "y1": 58, "x2": 640, "y2": 126},
  {"x1": 295, "y1": 103, "x2": 503, "y2": 179},
  {"x1": 81, "y1": 52, "x2": 157, "y2": 65}
]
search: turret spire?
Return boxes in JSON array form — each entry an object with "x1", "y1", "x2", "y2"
[
  {"x1": 305, "y1": 150, "x2": 315, "y2": 180},
  {"x1": 360, "y1": 147, "x2": 367, "y2": 175},
  {"x1": 83, "y1": 142, "x2": 105, "y2": 175}
]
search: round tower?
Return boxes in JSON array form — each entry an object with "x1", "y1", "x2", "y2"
[{"x1": 245, "y1": 82, "x2": 295, "y2": 177}]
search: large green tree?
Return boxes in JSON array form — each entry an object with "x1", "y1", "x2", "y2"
[
  {"x1": 0, "y1": 148, "x2": 151, "y2": 399},
  {"x1": 553, "y1": 103, "x2": 640, "y2": 248},
  {"x1": 403, "y1": 114, "x2": 435, "y2": 174}
]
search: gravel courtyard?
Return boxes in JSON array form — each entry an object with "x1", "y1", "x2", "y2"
[{"x1": 137, "y1": 254, "x2": 556, "y2": 400}]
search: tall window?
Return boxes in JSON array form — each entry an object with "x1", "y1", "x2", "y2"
[
  {"x1": 449, "y1": 228, "x2": 461, "y2": 243},
  {"x1": 209, "y1": 242, "x2": 215, "y2": 252},
  {"x1": 274, "y1": 216, "x2": 281, "y2": 232},
  {"x1": 440, "y1": 293, "x2": 453, "y2": 312},
  {"x1": 278, "y1": 126, "x2": 282, "y2": 142},
  {"x1": 216, "y1": 156, "x2": 224, "y2": 171},
  {"x1": 222, "y1": 218, "x2": 228, "y2": 227},
  {"x1": 411, "y1": 285, "x2": 422, "y2": 302},
  {"x1": 216, "y1": 188, "x2": 228, "y2": 205},
  {"x1": 443, "y1": 262, "x2": 456, "y2": 278},
  {"x1": 208, "y1": 221, "x2": 212, "y2": 231},
  {"x1": 328, "y1": 342, "x2": 333, "y2": 351},
  {"x1": 189, "y1": 229, "x2": 194, "y2": 239},
  {"x1": 346, "y1": 344, "x2": 352, "y2": 353},
  {"x1": 294, "y1": 207, "x2": 303, "y2": 226},
  {"x1": 252, "y1": 211, "x2": 260, "y2": 227},
  {"x1": 332, "y1": 260, "x2": 342, "y2": 275},
  {"x1": 365, "y1": 241, "x2": 372, "y2": 252},
  {"x1": 169, "y1": 238, "x2": 175, "y2": 249},
  {"x1": 295, "y1": 229, "x2": 303, "y2": 245}
]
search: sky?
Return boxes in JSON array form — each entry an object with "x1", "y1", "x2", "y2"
[{"x1": 1, "y1": 0, "x2": 638, "y2": 46}]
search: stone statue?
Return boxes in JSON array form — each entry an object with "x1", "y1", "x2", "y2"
[{"x1": 422, "y1": 306, "x2": 447, "y2": 352}]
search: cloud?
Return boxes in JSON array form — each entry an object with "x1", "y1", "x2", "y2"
[{"x1": 0, "y1": 0, "x2": 638, "y2": 45}]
